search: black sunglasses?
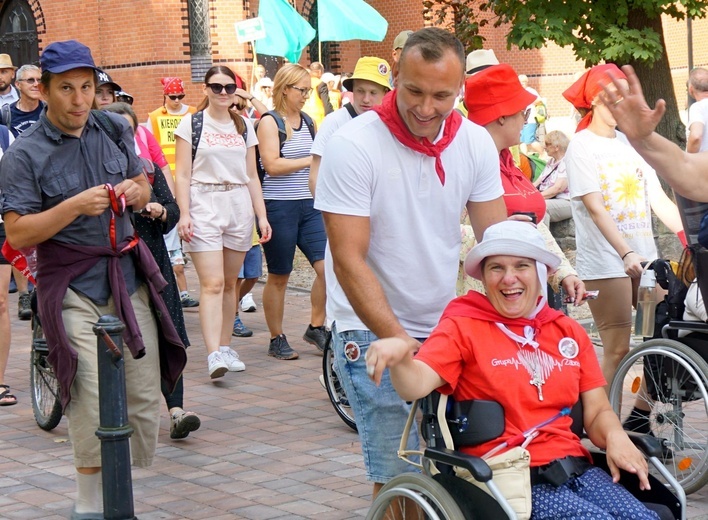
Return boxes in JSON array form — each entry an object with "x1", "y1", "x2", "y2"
[
  {"x1": 207, "y1": 83, "x2": 238, "y2": 95},
  {"x1": 168, "y1": 94, "x2": 185, "y2": 101}
]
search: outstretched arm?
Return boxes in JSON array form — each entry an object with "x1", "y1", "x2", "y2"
[
  {"x1": 603, "y1": 65, "x2": 708, "y2": 201},
  {"x1": 365, "y1": 337, "x2": 445, "y2": 400}
]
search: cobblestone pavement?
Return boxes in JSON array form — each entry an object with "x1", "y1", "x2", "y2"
[{"x1": 0, "y1": 265, "x2": 706, "y2": 519}]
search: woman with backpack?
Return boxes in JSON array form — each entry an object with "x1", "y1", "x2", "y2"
[
  {"x1": 174, "y1": 66, "x2": 271, "y2": 379},
  {"x1": 257, "y1": 63, "x2": 328, "y2": 361}
]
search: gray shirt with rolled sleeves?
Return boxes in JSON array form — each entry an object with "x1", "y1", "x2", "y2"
[{"x1": 0, "y1": 111, "x2": 144, "y2": 304}]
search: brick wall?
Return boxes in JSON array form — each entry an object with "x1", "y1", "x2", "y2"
[{"x1": 4, "y1": 0, "x2": 706, "y2": 127}]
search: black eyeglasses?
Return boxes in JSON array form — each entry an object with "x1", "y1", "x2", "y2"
[
  {"x1": 168, "y1": 94, "x2": 185, "y2": 101},
  {"x1": 207, "y1": 83, "x2": 238, "y2": 95},
  {"x1": 17, "y1": 78, "x2": 40, "y2": 84},
  {"x1": 289, "y1": 85, "x2": 313, "y2": 96}
]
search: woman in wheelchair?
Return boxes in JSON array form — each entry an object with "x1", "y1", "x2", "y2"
[{"x1": 366, "y1": 220, "x2": 660, "y2": 519}]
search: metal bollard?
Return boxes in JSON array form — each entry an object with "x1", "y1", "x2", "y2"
[{"x1": 93, "y1": 315, "x2": 137, "y2": 520}]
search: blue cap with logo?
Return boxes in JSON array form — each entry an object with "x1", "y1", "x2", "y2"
[{"x1": 40, "y1": 40, "x2": 99, "y2": 74}]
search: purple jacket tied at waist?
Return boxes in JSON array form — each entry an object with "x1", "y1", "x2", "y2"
[{"x1": 37, "y1": 237, "x2": 187, "y2": 411}]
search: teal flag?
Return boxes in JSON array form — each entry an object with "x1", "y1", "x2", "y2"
[
  {"x1": 257, "y1": 0, "x2": 316, "y2": 63},
  {"x1": 318, "y1": 0, "x2": 388, "y2": 42}
]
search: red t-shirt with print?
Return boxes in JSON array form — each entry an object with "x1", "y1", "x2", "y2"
[{"x1": 415, "y1": 313, "x2": 606, "y2": 467}]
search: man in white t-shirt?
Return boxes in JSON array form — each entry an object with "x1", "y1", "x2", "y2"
[
  {"x1": 687, "y1": 68, "x2": 708, "y2": 153},
  {"x1": 309, "y1": 56, "x2": 392, "y2": 196},
  {"x1": 315, "y1": 27, "x2": 506, "y2": 498}
]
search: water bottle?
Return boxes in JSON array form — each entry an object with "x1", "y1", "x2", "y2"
[{"x1": 635, "y1": 268, "x2": 657, "y2": 338}]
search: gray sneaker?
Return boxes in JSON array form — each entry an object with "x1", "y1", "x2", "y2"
[
  {"x1": 303, "y1": 325, "x2": 330, "y2": 353},
  {"x1": 268, "y1": 334, "x2": 299, "y2": 360}
]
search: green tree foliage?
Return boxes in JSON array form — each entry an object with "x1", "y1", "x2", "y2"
[{"x1": 423, "y1": 0, "x2": 708, "y2": 144}]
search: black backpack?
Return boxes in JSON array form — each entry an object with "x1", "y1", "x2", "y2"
[
  {"x1": 190, "y1": 110, "x2": 249, "y2": 163},
  {"x1": 92, "y1": 109, "x2": 128, "y2": 158},
  {"x1": 255, "y1": 110, "x2": 315, "y2": 183}
]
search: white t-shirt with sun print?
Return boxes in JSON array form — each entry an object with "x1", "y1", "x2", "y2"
[{"x1": 565, "y1": 129, "x2": 658, "y2": 280}]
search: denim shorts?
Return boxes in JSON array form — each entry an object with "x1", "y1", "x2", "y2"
[
  {"x1": 239, "y1": 244, "x2": 263, "y2": 279},
  {"x1": 332, "y1": 325, "x2": 420, "y2": 483},
  {"x1": 261, "y1": 199, "x2": 326, "y2": 275}
]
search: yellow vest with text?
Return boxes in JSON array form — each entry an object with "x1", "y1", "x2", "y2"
[{"x1": 148, "y1": 105, "x2": 196, "y2": 173}]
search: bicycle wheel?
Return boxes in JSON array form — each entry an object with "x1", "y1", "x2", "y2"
[
  {"x1": 322, "y1": 342, "x2": 357, "y2": 432},
  {"x1": 366, "y1": 473, "x2": 465, "y2": 520},
  {"x1": 609, "y1": 339, "x2": 708, "y2": 494},
  {"x1": 30, "y1": 316, "x2": 62, "y2": 431}
]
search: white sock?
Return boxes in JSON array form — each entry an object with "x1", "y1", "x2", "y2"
[
  {"x1": 75, "y1": 471, "x2": 102, "y2": 514},
  {"x1": 219, "y1": 346, "x2": 231, "y2": 353},
  {"x1": 179, "y1": 291, "x2": 189, "y2": 299}
]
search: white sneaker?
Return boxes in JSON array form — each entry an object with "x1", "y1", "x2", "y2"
[
  {"x1": 208, "y1": 351, "x2": 228, "y2": 379},
  {"x1": 240, "y1": 293, "x2": 257, "y2": 313},
  {"x1": 220, "y1": 347, "x2": 246, "y2": 372}
]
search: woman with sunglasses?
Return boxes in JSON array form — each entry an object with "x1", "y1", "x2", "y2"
[
  {"x1": 174, "y1": 66, "x2": 271, "y2": 379},
  {"x1": 257, "y1": 63, "x2": 328, "y2": 361}
]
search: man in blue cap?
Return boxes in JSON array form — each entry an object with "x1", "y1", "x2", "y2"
[{"x1": 0, "y1": 40, "x2": 186, "y2": 519}]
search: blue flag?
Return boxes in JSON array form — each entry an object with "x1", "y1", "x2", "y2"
[
  {"x1": 257, "y1": 0, "x2": 316, "y2": 63},
  {"x1": 318, "y1": 0, "x2": 388, "y2": 42}
]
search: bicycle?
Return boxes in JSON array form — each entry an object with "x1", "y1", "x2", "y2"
[{"x1": 29, "y1": 291, "x2": 62, "y2": 431}]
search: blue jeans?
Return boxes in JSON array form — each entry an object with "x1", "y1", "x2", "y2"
[
  {"x1": 238, "y1": 244, "x2": 262, "y2": 279},
  {"x1": 332, "y1": 325, "x2": 420, "y2": 483},
  {"x1": 531, "y1": 467, "x2": 660, "y2": 519}
]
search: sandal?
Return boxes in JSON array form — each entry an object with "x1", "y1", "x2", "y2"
[
  {"x1": 0, "y1": 384, "x2": 17, "y2": 406},
  {"x1": 170, "y1": 410, "x2": 201, "y2": 439}
]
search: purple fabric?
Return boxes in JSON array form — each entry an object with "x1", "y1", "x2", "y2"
[{"x1": 37, "y1": 237, "x2": 187, "y2": 410}]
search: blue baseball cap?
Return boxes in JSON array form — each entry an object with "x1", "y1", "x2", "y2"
[{"x1": 40, "y1": 40, "x2": 99, "y2": 74}]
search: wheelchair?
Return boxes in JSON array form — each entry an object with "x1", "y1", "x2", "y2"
[
  {"x1": 366, "y1": 393, "x2": 686, "y2": 520},
  {"x1": 608, "y1": 255, "x2": 708, "y2": 495},
  {"x1": 29, "y1": 289, "x2": 62, "y2": 431}
]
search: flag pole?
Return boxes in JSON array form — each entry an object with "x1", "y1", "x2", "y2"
[{"x1": 251, "y1": 40, "x2": 258, "y2": 94}]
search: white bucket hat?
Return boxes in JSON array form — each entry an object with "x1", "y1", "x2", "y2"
[{"x1": 464, "y1": 220, "x2": 561, "y2": 280}]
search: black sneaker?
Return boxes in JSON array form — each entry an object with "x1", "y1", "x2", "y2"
[
  {"x1": 268, "y1": 334, "x2": 299, "y2": 360},
  {"x1": 18, "y1": 292, "x2": 31, "y2": 321},
  {"x1": 303, "y1": 325, "x2": 330, "y2": 353}
]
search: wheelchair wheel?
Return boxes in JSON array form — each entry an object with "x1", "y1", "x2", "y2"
[
  {"x1": 609, "y1": 339, "x2": 708, "y2": 494},
  {"x1": 367, "y1": 473, "x2": 465, "y2": 520},
  {"x1": 322, "y1": 342, "x2": 357, "y2": 432},
  {"x1": 29, "y1": 314, "x2": 62, "y2": 431}
]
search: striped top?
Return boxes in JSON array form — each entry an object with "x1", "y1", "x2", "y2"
[{"x1": 261, "y1": 114, "x2": 313, "y2": 200}]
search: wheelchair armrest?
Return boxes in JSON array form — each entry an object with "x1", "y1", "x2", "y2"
[
  {"x1": 666, "y1": 319, "x2": 708, "y2": 334},
  {"x1": 424, "y1": 446, "x2": 493, "y2": 482},
  {"x1": 625, "y1": 431, "x2": 663, "y2": 459}
]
